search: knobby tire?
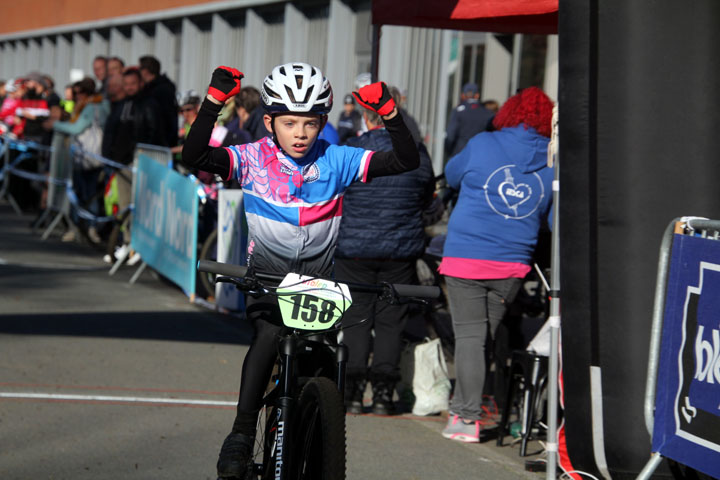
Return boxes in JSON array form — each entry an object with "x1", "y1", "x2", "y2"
[{"x1": 293, "y1": 377, "x2": 346, "y2": 480}]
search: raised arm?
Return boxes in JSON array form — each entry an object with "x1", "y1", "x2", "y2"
[
  {"x1": 352, "y1": 82, "x2": 420, "y2": 178},
  {"x1": 181, "y1": 66, "x2": 244, "y2": 180}
]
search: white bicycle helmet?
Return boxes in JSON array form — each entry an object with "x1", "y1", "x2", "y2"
[
  {"x1": 261, "y1": 62, "x2": 333, "y2": 115},
  {"x1": 177, "y1": 89, "x2": 201, "y2": 108}
]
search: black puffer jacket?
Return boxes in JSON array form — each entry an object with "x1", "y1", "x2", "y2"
[
  {"x1": 142, "y1": 74, "x2": 177, "y2": 147},
  {"x1": 335, "y1": 128, "x2": 435, "y2": 260}
]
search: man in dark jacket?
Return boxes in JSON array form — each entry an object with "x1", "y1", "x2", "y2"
[
  {"x1": 139, "y1": 55, "x2": 177, "y2": 147},
  {"x1": 103, "y1": 68, "x2": 162, "y2": 165},
  {"x1": 444, "y1": 82, "x2": 494, "y2": 158},
  {"x1": 102, "y1": 67, "x2": 162, "y2": 252},
  {"x1": 335, "y1": 108, "x2": 435, "y2": 415},
  {"x1": 337, "y1": 93, "x2": 362, "y2": 144}
]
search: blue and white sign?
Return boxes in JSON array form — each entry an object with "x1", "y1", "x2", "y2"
[
  {"x1": 216, "y1": 189, "x2": 247, "y2": 311},
  {"x1": 131, "y1": 154, "x2": 198, "y2": 296},
  {"x1": 653, "y1": 234, "x2": 720, "y2": 478}
]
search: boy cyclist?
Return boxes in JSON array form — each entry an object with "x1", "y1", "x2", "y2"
[{"x1": 181, "y1": 62, "x2": 419, "y2": 478}]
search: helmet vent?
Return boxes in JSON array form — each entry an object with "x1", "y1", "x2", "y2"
[
  {"x1": 265, "y1": 86, "x2": 282, "y2": 100},
  {"x1": 301, "y1": 86, "x2": 313, "y2": 104},
  {"x1": 284, "y1": 85, "x2": 297, "y2": 103}
]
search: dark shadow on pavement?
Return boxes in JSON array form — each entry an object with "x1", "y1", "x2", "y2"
[{"x1": 0, "y1": 311, "x2": 254, "y2": 345}]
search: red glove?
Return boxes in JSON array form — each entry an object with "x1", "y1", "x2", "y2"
[
  {"x1": 207, "y1": 66, "x2": 244, "y2": 103},
  {"x1": 352, "y1": 82, "x2": 396, "y2": 116}
]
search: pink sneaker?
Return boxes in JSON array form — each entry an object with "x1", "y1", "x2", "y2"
[{"x1": 441, "y1": 414, "x2": 481, "y2": 443}]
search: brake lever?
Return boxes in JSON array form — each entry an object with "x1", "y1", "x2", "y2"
[{"x1": 215, "y1": 275, "x2": 266, "y2": 296}]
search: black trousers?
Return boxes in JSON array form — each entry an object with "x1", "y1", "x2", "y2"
[
  {"x1": 334, "y1": 258, "x2": 417, "y2": 381},
  {"x1": 229, "y1": 293, "x2": 283, "y2": 436}
]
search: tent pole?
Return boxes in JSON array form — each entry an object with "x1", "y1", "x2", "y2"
[
  {"x1": 371, "y1": 24, "x2": 381, "y2": 83},
  {"x1": 546, "y1": 108, "x2": 560, "y2": 480}
]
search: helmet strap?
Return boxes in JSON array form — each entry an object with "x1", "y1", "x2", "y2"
[{"x1": 268, "y1": 115, "x2": 290, "y2": 157}]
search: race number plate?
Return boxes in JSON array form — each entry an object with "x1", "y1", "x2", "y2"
[{"x1": 276, "y1": 273, "x2": 353, "y2": 330}]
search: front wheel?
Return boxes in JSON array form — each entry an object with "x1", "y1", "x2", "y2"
[
  {"x1": 253, "y1": 404, "x2": 279, "y2": 480},
  {"x1": 292, "y1": 377, "x2": 346, "y2": 480}
]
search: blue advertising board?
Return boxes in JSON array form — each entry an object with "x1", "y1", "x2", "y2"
[
  {"x1": 131, "y1": 154, "x2": 198, "y2": 296},
  {"x1": 653, "y1": 234, "x2": 720, "y2": 478}
]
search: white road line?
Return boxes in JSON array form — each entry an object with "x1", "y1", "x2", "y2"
[{"x1": 0, "y1": 392, "x2": 235, "y2": 406}]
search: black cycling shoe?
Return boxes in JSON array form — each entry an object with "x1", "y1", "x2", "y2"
[{"x1": 217, "y1": 432, "x2": 254, "y2": 479}]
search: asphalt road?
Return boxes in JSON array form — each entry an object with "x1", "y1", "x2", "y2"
[{"x1": 0, "y1": 201, "x2": 544, "y2": 480}]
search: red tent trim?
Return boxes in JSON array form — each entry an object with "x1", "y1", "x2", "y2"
[{"x1": 372, "y1": 0, "x2": 558, "y2": 35}]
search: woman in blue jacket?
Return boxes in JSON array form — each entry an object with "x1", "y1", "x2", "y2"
[
  {"x1": 51, "y1": 77, "x2": 110, "y2": 242},
  {"x1": 440, "y1": 87, "x2": 555, "y2": 443}
]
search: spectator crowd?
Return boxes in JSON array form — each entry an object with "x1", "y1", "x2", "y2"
[{"x1": 1, "y1": 55, "x2": 556, "y2": 456}]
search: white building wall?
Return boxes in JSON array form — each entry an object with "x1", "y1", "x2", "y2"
[
  {"x1": 55, "y1": 35, "x2": 72, "y2": 90},
  {"x1": 0, "y1": 0, "x2": 556, "y2": 161},
  {"x1": 26, "y1": 39, "x2": 41, "y2": 74},
  {"x1": 109, "y1": 28, "x2": 132, "y2": 71},
  {"x1": 483, "y1": 33, "x2": 514, "y2": 106},
  {"x1": 265, "y1": 22, "x2": 285, "y2": 77},
  {"x1": 325, "y1": 0, "x2": 356, "y2": 122},
  {"x1": 379, "y1": 25, "x2": 447, "y2": 172},
  {"x1": 71, "y1": 33, "x2": 90, "y2": 79},
  {"x1": 39, "y1": 37, "x2": 56, "y2": 84},
  {"x1": 242, "y1": 9, "x2": 270, "y2": 89},
  {"x1": 13, "y1": 41, "x2": 28, "y2": 78},
  {"x1": 378, "y1": 26, "x2": 411, "y2": 91},
  {"x1": 179, "y1": 17, "x2": 211, "y2": 95},
  {"x1": 209, "y1": 14, "x2": 233, "y2": 72},
  {"x1": 282, "y1": 3, "x2": 308, "y2": 64},
  {"x1": 90, "y1": 30, "x2": 109, "y2": 64},
  {"x1": 154, "y1": 21, "x2": 179, "y2": 84},
  {"x1": 544, "y1": 34, "x2": 559, "y2": 102},
  {"x1": 306, "y1": 16, "x2": 328, "y2": 72},
  {"x1": 130, "y1": 25, "x2": 154, "y2": 67}
]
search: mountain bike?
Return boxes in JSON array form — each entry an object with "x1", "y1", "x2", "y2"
[{"x1": 197, "y1": 259, "x2": 440, "y2": 480}]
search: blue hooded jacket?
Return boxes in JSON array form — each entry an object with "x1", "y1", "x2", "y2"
[{"x1": 442, "y1": 125, "x2": 553, "y2": 265}]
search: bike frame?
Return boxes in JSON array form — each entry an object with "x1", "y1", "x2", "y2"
[
  {"x1": 263, "y1": 332, "x2": 348, "y2": 480},
  {"x1": 197, "y1": 259, "x2": 439, "y2": 480}
]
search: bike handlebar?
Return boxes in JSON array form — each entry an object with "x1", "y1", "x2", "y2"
[
  {"x1": 389, "y1": 283, "x2": 441, "y2": 299},
  {"x1": 197, "y1": 260, "x2": 441, "y2": 299},
  {"x1": 198, "y1": 259, "x2": 248, "y2": 278}
]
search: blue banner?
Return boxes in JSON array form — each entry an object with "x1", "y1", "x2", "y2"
[
  {"x1": 131, "y1": 154, "x2": 198, "y2": 296},
  {"x1": 653, "y1": 234, "x2": 720, "y2": 478}
]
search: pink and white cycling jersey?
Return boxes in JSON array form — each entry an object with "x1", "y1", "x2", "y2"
[{"x1": 225, "y1": 137, "x2": 373, "y2": 276}]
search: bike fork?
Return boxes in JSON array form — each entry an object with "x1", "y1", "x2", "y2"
[
  {"x1": 274, "y1": 336, "x2": 296, "y2": 480},
  {"x1": 335, "y1": 343, "x2": 348, "y2": 401}
]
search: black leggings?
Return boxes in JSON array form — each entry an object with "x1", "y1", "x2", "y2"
[{"x1": 232, "y1": 294, "x2": 283, "y2": 435}]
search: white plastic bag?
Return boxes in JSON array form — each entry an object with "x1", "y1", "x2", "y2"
[
  {"x1": 526, "y1": 317, "x2": 552, "y2": 357},
  {"x1": 411, "y1": 337, "x2": 451, "y2": 416},
  {"x1": 73, "y1": 106, "x2": 104, "y2": 170}
]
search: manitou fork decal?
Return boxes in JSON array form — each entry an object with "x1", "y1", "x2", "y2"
[{"x1": 275, "y1": 408, "x2": 285, "y2": 480}]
